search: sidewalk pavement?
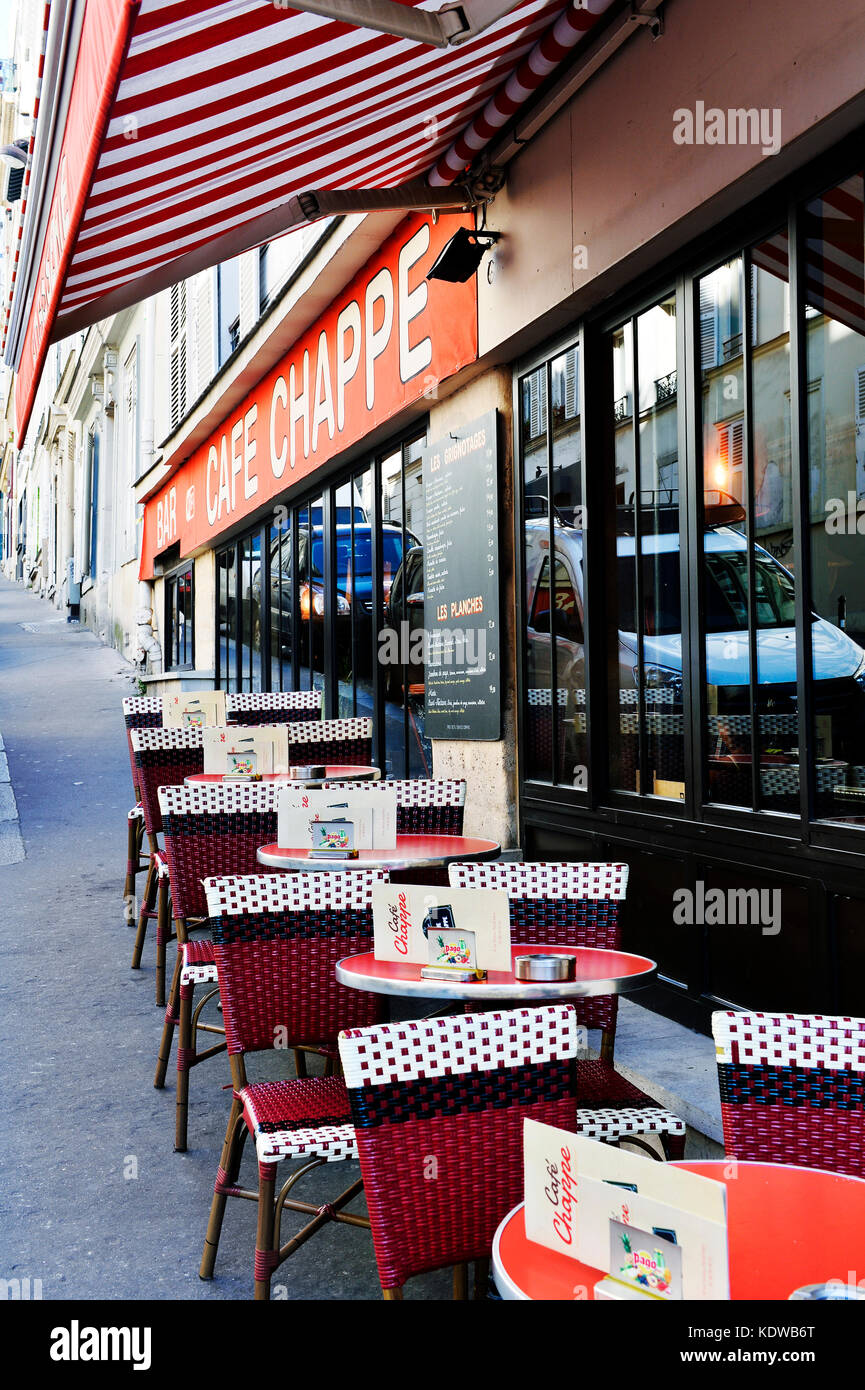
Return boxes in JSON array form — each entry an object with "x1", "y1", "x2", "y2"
[{"x1": 0, "y1": 576, "x2": 456, "y2": 1300}]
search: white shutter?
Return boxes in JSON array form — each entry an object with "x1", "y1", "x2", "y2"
[
  {"x1": 855, "y1": 366, "x2": 865, "y2": 498},
  {"x1": 195, "y1": 271, "x2": 215, "y2": 396},
  {"x1": 564, "y1": 347, "x2": 578, "y2": 419},
  {"x1": 699, "y1": 279, "x2": 717, "y2": 370},
  {"x1": 169, "y1": 283, "x2": 187, "y2": 430},
  {"x1": 717, "y1": 418, "x2": 745, "y2": 502},
  {"x1": 530, "y1": 370, "x2": 547, "y2": 438},
  {"x1": 239, "y1": 249, "x2": 257, "y2": 338}
]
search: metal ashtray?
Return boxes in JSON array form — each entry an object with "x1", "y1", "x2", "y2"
[
  {"x1": 514, "y1": 953, "x2": 577, "y2": 982},
  {"x1": 789, "y1": 1283, "x2": 865, "y2": 1300},
  {"x1": 290, "y1": 765, "x2": 326, "y2": 780}
]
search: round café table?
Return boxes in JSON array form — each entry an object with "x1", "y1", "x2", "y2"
[
  {"x1": 335, "y1": 943, "x2": 656, "y2": 1002},
  {"x1": 256, "y1": 833, "x2": 501, "y2": 873},
  {"x1": 186, "y1": 765, "x2": 380, "y2": 787},
  {"x1": 491, "y1": 1161, "x2": 865, "y2": 1301}
]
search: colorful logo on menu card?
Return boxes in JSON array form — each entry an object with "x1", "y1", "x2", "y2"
[
  {"x1": 609, "y1": 1221, "x2": 682, "y2": 1299},
  {"x1": 227, "y1": 750, "x2": 256, "y2": 776},
  {"x1": 434, "y1": 932, "x2": 474, "y2": 967},
  {"x1": 182, "y1": 709, "x2": 205, "y2": 728},
  {"x1": 311, "y1": 820, "x2": 354, "y2": 850}
]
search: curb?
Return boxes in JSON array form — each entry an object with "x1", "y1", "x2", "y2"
[{"x1": 0, "y1": 729, "x2": 25, "y2": 864}]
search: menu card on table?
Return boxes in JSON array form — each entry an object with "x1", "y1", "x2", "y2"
[
  {"x1": 162, "y1": 691, "x2": 226, "y2": 728},
  {"x1": 372, "y1": 885, "x2": 511, "y2": 971},
  {"x1": 523, "y1": 1121, "x2": 729, "y2": 1300},
  {"x1": 276, "y1": 785, "x2": 396, "y2": 850},
  {"x1": 203, "y1": 725, "x2": 289, "y2": 776}
]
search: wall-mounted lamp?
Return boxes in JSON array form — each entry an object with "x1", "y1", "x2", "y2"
[{"x1": 425, "y1": 226, "x2": 501, "y2": 283}]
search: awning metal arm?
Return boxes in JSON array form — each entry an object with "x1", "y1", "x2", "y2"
[
  {"x1": 293, "y1": 179, "x2": 475, "y2": 221},
  {"x1": 283, "y1": 1, "x2": 523, "y2": 49}
]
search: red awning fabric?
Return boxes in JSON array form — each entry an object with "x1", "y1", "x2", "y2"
[
  {"x1": 8, "y1": 0, "x2": 615, "y2": 444},
  {"x1": 750, "y1": 177, "x2": 865, "y2": 338}
]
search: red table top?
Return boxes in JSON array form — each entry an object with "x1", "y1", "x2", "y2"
[
  {"x1": 493, "y1": 1161, "x2": 865, "y2": 1301},
  {"x1": 186, "y1": 765, "x2": 380, "y2": 784},
  {"x1": 256, "y1": 833, "x2": 501, "y2": 870},
  {"x1": 337, "y1": 944, "x2": 656, "y2": 1001}
]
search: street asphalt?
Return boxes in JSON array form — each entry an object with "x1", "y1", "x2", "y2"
[{"x1": 0, "y1": 576, "x2": 453, "y2": 1302}]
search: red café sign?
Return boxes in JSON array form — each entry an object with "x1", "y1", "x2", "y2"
[{"x1": 140, "y1": 213, "x2": 478, "y2": 577}]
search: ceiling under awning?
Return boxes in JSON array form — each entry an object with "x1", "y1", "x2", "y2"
[{"x1": 6, "y1": 0, "x2": 616, "y2": 444}]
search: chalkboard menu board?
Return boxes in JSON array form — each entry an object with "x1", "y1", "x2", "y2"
[{"x1": 423, "y1": 410, "x2": 501, "y2": 740}]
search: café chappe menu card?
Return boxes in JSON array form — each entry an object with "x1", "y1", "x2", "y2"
[
  {"x1": 202, "y1": 724, "x2": 289, "y2": 776},
  {"x1": 276, "y1": 784, "x2": 397, "y2": 850},
  {"x1": 162, "y1": 690, "x2": 226, "y2": 728},
  {"x1": 372, "y1": 885, "x2": 512, "y2": 971},
  {"x1": 523, "y1": 1120, "x2": 729, "y2": 1300}
]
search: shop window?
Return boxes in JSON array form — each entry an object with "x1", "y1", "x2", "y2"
[
  {"x1": 519, "y1": 345, "x2": 585, "y2": 786},
  {"x1": 165, "y1": 564, "x2": 194, "y2": 670},
  {"x1": 213, "y1": 430, "x2": 426, "y2": 773},
  {"x1": 804, "y1": 173, "x2": 865, "y2": 824},
  {"x1": 216, "y1": 545, "x2": 238, "y2": 692},
  {"x1": 608, "y1": 292, "x2": 684, "y2": 800},
  {"x1": 516, "y1": 158, "x2": 865, "y2": 845}
]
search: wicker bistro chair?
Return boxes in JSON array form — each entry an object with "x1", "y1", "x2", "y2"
[
  {"x1": 338, "y1": 1005, "x2": 580, "y2": 1298},
  {"x1": 154, "y1": 782, "x2": 280, "y2": 1151},
  {"x1": 199, "y1": 871, "x2": 388, "y2": 1299},
  {"x1": 448, "y1": 862, "x2": 687, "y2": 1160},
  {"x1": 286, "y1": 716, "x2": 373, "y2": 768},
  {"x1": 713, "y1": 1010, "x2": 865, "y2": 1179},
  {"x1": 321, "y1": 778, "x2": 466, "y2": 835},
  {"x1": 226, "y1": 690, "x2": 322, "y2": 725},
  {"x1": 122, "y1": 696, "x2": 163, "y2": 900},
  {"x1": 129, "y1": 726, "x2": 204, "y2": 1005}
]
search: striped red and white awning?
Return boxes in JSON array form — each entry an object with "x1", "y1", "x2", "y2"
[
  {"x1": 750, "y1": 177, "x2": 865, "y2": 337},
  {"x1": 7, "y1": 0, "x2": 614, "y2": 443}
]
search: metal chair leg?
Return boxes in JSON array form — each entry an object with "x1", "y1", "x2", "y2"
[
  {"x1": 254, "y1": 1163, "x2": 278, "y2": 1301},
  {"x1": 123, "y1": 814, "x2": 138, "y2": 899},
  {"x1": 155, "y1": 949, "x2": 182, "y2": 1089},
  {"x1": 200, "y1": 1100, "x2": 245, "y2": 1280},
  {"x1": 175, "y1": 981, "x2": 194, "y2": 1152},
  {"x1": 662, "y1": 1131, "x2": 687, "y2": 1161},
  {"x1": 131, "y1": 860, "x2": 156, "y2": 971},
  {"x1": 154, "y1": 874, "x2": 172, "y2": 1007}
]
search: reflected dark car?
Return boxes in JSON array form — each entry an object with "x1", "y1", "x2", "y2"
[
  {"x1": 383, "y1": 544, "x2": 424, "y2": 699},
  {"x1": 250, "y1": 523, "x2": 417, "y2": 656}
]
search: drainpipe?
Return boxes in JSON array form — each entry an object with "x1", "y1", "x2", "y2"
[{"x1": 135, "y1": 297, "x2": 162, "y2": 673}]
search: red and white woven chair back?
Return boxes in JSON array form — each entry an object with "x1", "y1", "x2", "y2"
[
  {"x1": 226, "y1": 690, "x2": 322, "y2": 725},
  {"x1": 122, "y1": 696, "x2": 163, "y2": 792},
  {"x1": 321, "y1": 778, "x2": 466, "y2": 834},
  {"x1": 287, "y1": 717, "x2": 372, "y2": 767},
  {"x1": 130, "y1": 726, "x2": 204, "y2": 836},
  {"x1": 203, "y1": 872, "x2": 388, "y2": 1055},
  {"x1": 157, "y1": 782, "x2": 283, "y2": 920},
  {"x1": 449, "y1": 862, "x2": 629, "y2": 1034},
  {"x1": 713, "y1": 1010, "x2": 865, "y2": 1179},
  {"x1": 338, "y1": 1005, "x2": 579, "y2": 1290}
]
